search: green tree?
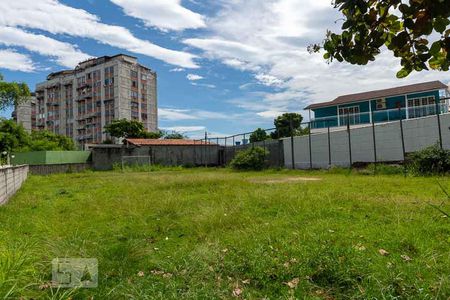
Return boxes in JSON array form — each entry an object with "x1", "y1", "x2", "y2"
[
  {"x1": 0, "y1": 119, "x2": 30, "y2": 153},
  {"x1": 270, "y1": 113, "x2": 304, "y2": 139},
  {"x1": 309, "y1": 0, "x2": 450, "y2": 78},
  {"x1": 0, "y1": 119, "x2": 74, "y2": 153},
  {"x1": 141, "y1": 131, "x2": 163, "y2": 139},
  {"x1": 164, "y1": 131, "x2": 187, "y2": 139},
  {"x1": 29, "y1": 130, "x2": 75, "y2": 151},
  {"x1": 0, "y1": 73, "x2": 31, "y2": 111},
  {"x1": 104, "y1": 119, "x2": 162, "y2": 139},
  {"x1": 249, "y1": 128, "x2": 269, "y2": 143}
]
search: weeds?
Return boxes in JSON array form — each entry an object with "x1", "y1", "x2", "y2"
[{"x1": 0, "y1": 169, "x2": 448, "y2": 298}]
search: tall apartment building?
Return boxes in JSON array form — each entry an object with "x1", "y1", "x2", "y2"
[
  {"x1": 27, "y1": 54, "x2": 157, "y2": 146},
  {"x1": 12, "y1": 93, "x2": 36, "y2": 133}
]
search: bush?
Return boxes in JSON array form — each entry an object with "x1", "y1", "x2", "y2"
[
  {"x1": 229, "y1": 146, "x2": 268, "y2": 171},
  {"x1": 407, "y1": 144, "x2": 450, "y2": 175}
]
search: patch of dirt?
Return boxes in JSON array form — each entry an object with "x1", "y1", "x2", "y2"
[{"x1": 249, "y1": 177, "x2": 322, "y2": 184}]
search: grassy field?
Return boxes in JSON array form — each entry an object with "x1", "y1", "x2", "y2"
[{"x1": 0, "y1": 168, "x2": 449, "y2": 299}]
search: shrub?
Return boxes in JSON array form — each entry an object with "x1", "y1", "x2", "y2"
[
  {"x1": 407, "y1": 143, "x2": 450, "y2": 175},
  {"x1": 229, "y1": 146, "x2": 268, "y2": 171}
]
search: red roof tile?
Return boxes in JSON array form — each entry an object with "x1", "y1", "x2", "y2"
[
  {"x1": 305, "y1": 81, "x2": 448, "y2": 110},
  {"x1": 126, "y1": 139, "x2": 216, "y2": 146}
]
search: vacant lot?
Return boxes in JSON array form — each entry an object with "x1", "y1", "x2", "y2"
[{"x1": 0, "y1": 169, "x2": 449, "y2": 299}]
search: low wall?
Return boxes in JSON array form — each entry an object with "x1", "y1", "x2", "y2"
[
  {"x1": 29, "y1": 163, "x2": 91, "y2": 175},
  {"x1": 0, "y1": 165, "x2": 29, "y2": 205},
  {"x1": 283, "y1": 113, "x2": 450, "y2": 169},
  {"x1": 91, "y1": 145, "x2": 220, "y2": 170},
  {"x1": 12, "y1": 151, "x2": 91, "y2": 165}
]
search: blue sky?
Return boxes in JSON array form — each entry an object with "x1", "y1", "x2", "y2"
[{"x1": 1, "y1": 0, "x2": 449, "y2": 138}]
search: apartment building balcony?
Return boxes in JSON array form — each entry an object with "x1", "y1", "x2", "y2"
[
  {"x1": 77, "y1": 82, "x2": 92, "y2": 89},
  {"x1": 77, "y1": 92, "x2": 93, "y2": 101},
  {"x1": 46, "y1": 101, "x2": 60, "y2": 106},
  {"x1": 85, "y1": 110, "x2": 101, "y2": 118}
]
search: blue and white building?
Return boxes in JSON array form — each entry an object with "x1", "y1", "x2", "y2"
[{"x1": 306, "y1": 81, "x2": 450, "y2": 130}]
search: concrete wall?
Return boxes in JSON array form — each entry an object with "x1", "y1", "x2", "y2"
[
  {"x1": 91, "y1": 141, "x2": 284, "y2": 170},
  {"x1": 29, "y1": 163, "x2": 91, "y2": 175},
  {"x1": 0, "y1": 165, "x2": 29, "y2": 205},
  {"x1": 284, "y1": 113, "x2": 450, "y2": 169},
  {"x1": 91, "y1": 145, "x2": 220, "y2": 170},
  {"x1": 12, "y1": 151, "x2": 91, "y2": 166}
]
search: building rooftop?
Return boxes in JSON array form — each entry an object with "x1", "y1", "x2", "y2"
[
  {"x1": 46, "y1": 70, "x2": 75, "y2": 80},
  {"x1": 126, "y1": 139, "x2": 216, "y2": 146},
  {"x1": 305, "y1": 81, "x2": 448, "y2": 110}
]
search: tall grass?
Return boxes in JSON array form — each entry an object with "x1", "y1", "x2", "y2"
[{"x1": 0, "y1": 169, "x2": 448, "y2": 298}]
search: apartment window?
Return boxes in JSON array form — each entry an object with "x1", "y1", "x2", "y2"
[
  {"x1": 105, "y1": 66, "x2": 114, "y2": 74},
  {"x1": 132, "y1": 80, "x2": 137, "y2": 88},
  {"x1": 408, "y1": 96, "x2": 436, "y2": 118},
  {"x1": 131, "y1": 70, "x2": 138, "y2": 77},
  {"x1": 130, "y1": 91, "x2": 138, "y2": 99},
  {"x1": 339, "y1": 106, "x2": 360, "y2": 125}
]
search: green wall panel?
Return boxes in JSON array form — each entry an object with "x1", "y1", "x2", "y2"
[{"x1": 12, "y1": 151, "x2": 91, "y2": 165}]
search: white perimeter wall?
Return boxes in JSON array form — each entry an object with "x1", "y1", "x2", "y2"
[
  {"x1": 283, "y1": 113, "x2": 450, "y2": 169},
  {"x1": 0, "y1": 165, "x2": 29, "y2": 205}
]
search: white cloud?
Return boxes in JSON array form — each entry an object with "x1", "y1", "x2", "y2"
[
  {"x1": 191, "y1": 82, "x2": 216, "y2": 88},
  {"x1": 257, "y1": 110, "x2": 286, "y2": 119},
  {"x1": 159, "y1": 107, "x2": 228, "y2": 121},
  {"x1": 0, "y1": 0, "x2": 198, "y2": 68},
  {"x1": 184, "y1": 0, "x2": 450, "y2": 116},
  {"x1": 158, "y1": 108, "x2": 198, "y2": 121},
  {"x1": 111, "y1": 0, "x2": 206, "y2": 31},
  {"x1": 162, "y1": 126, "x2": 206, "y2": 132},
  {"x1": 255, "y1": 73, "x2": 284, "y2": 87},
  {"x1": 0, "y1": 49, "x2": 34, "y2": 72},
  {"x1": 186, "y1": 74, "x2": 204, "y2": 81},
  {"x1": 170, "y1": 68, "x2": 185, "y2": 72},
  {"x1": 0, "y1": 27, "x2": 91, "y2": 68}
]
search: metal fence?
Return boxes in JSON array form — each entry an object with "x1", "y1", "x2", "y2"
[
  {"x1": 190, "y1": 127, "x2": 284, "y2": 168},
  {"x1": 194, "y1": 105, "x2": 449, "y2": 170}
]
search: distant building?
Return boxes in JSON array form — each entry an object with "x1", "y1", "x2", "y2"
[
  {"x1": 18, "y1": 54, "x2": 158, "y2": 147},
  {"x1": 12, "y1": 93, "x2": 36, "y2": 133},
  {"x1": 306, "y1": 81, "x2": 450, "y2": 130}
]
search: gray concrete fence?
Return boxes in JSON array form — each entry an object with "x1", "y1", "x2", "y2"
[
  {"x1": 29, "y1": 163, "x2": 91, "y2": 175},
  {"x1": 283, "y1": 113, "x2": 450, "y2": 169},
  {"x1": 90, "y1": 144, "x2": 220, "y2": 170},
  {"x1": 0, "y1": 165, "x2": 29, "y2": 205}
]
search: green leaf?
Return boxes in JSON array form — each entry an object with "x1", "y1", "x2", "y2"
[
  {"x1": 429, "y1": 41, "x2": 442, "y2": 56},
  {"x1": 434, "y1": 17, "x2": 450, "y2": 34},
  {"x1": 396, "y1": 67, "x2": 412, "y2": 78}
]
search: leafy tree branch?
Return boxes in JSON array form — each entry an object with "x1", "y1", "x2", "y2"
[{"x1": 309, "y1": 0, "x2": 450, "y2": 78}]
